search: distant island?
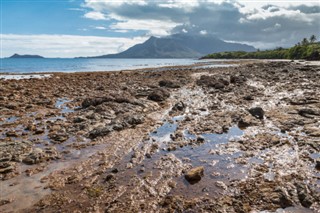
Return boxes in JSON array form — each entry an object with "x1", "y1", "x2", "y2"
[
  {"x1": 202, "y1": 35, "x2": 320, "y2": 61},
  {"x1": 77, "y1": 34, "x2": 256, "y2": 59},
  {"x1": 9, "y1": 53, "x2": 45, "y2": 59}
]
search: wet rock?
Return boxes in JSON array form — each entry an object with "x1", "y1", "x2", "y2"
[
  {"x1": 315, "y1": 160, "x2": 320, "y2": 171},
  {"x1": 248, "y1": 107, "x2": 264, "y2": 119},
  {"x1": 159, "y1": 80, "x2": 180, "y2": 88},
  {"x1": 73, "y1": 116, "x2": 86, "y2": 123},
  {"x1": 298, "y1": 108, "x2": 320, "y2": 118},
  {"x1": 171, "y1": 101, "x2": 185, "y2": 111},
  {"x1": 243, "y1": 95, "x2": 254, "y2": 101},
  {"x1": 304, "y1": 127, "x2": 320, "y2": 137},
  {"x1": 238, "y1": 115, "x2": 260, "y2": 128},
  {"x1": 125, "y1": 114, "x2": 144, "y2": 126},
  {"x1": 88, "y1": 126, "x2": 113, "y2": 139},
  {"x1": 290, "y1": 98, "x2": 318, "y2": 105},
  {"x1": 0, "y1": 198, "x2": 13, "y2": 206},
  {"x1": 5, "y1": 131, "x2": 18, "y2": 137},
  {"x1": 104, "y1": 174, "x2": 115, "y2": 182},
  {"x1": 296, "y1": 183, "x2": 314, "y2": 208},
  {"x1": 230, "y1": 75, "x2": 246, "y2": 84},
  {"x1": 0, "y1": 162, "x2": 15, "y2": 173},
  {"x1": 147, "y1": 88, "x2": 170, "y2": 102},
  {"x1": 22, "y1": 148, "x2": 46, "y2": 165},
  {"x1": 49, "y1": 132, "x2": 69, "y2": 143},
  {"x1": 185, "y1": 166, "x2": 204, "y2": 183},
  {"x1": 82, "y1": 96, "x2": 113, "y2": 108},
  {"x1": 215, "y1": 181, "x2": 228, "y2": 190},
  {"x1": 196, "y1": 75, "x2": 228, "y2": 90}
]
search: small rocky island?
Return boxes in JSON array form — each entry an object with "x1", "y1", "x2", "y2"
[{"x1": 9, "y1": 53, "x2": 44, "y2": 59}]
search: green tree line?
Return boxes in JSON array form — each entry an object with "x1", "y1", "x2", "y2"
[{"x1": 202, "y1": 35, "x2": 320, "y2": 60}]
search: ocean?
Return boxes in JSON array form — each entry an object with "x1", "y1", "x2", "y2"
[{"x1": 0, "y1": 58, "x2": 216, "y2": 73}]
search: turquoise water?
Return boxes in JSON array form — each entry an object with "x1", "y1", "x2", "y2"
[{"x1": 0, "y1": 58, "x2": 201, "y2": 73}]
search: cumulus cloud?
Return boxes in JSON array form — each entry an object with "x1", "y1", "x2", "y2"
[
  {"x1": 1, "y1": 34, "x2": 148, "y2": 58},
  {"x1": 82, "y1": 0, "x2": 320, "y2": 49},
  {"x1": 83, "y1": 11, "x2": 107, "y2": 20}
]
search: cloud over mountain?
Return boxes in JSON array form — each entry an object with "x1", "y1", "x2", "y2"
[{"x1": 82, "y1": 0, "x2": 320, "y2": 49}]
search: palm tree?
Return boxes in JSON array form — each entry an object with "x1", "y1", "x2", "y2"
[
  {"x1": 301, "y1": 38, "x2": 309, "y2": 46},
  {"x1": 310, "y1": 35, "x2": 317, "y2": 43}
]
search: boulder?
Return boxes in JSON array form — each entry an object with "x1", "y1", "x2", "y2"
[{"x1": 248, "y1": 107, "x2": 264, "y2": 119}]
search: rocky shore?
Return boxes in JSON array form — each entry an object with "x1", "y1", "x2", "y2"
[{"x1": 0, "y1": 60, "x2": 319, "y2": 212}]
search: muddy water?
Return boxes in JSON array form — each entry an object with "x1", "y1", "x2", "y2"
[
  {"x1": 0, "y1": 143, "x2": 108, "y2": 212},
  {"x1": 0, "y1": 97, "x2": 102, "y2": 212}
]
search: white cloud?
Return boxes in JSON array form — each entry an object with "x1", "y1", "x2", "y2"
[
  {"x1": 83, "y1": 11, "x2": 107, "y2": 20},
  {"x1": 1, "y1": 34, "x2": 148, "y2": 58},
  {"x1": 199, "y1": 30, "x2": 207, "y2": 35},
  {"x1": 94, "y1": 26, "x2": 107, "y2": 30},
  {"x1": 109, "y1": 19, "x2": 180, "y2": 36}
]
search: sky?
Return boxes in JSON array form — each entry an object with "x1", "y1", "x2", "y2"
[{"x1": 1, "y1": 0, "x2": 319, "y2": 58}]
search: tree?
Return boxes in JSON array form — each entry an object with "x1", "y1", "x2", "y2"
[
  {"x1": 310, "y1": 35, "x2": 317, "y2": 43},
  {"x1": 301, "y1": 38, "x2": 309, "y2": 46}
]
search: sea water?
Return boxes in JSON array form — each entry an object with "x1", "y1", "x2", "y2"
[{"x1": 0, "y1": 58, "x2": 206, "y2": 73}]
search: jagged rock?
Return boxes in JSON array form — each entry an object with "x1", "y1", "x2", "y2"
[
  {"x1": 88, "y1": 126, "x2": 113, "y2": 139},
  {"x1": 147, "y1": 88, "x2": 170, "y2": 102},
  {"x1": 125, "y1": 115, "x2": 144, "y2": 126}
]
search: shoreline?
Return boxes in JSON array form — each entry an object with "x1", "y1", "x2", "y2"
[{"x1": 0, "y1": 60, "x2": 319, "y2": 212}]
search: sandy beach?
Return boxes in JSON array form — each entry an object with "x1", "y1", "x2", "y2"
[{"x1": 0, "y1": 60, "x2": 319, "y2": 212}]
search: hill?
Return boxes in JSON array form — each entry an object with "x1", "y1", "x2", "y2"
[{"x1": 202, "y1": 43, "x2": 320, "y2": 60}]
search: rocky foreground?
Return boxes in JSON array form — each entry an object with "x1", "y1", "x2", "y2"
[{"x1": 0, "y1": 61, "x2": 319, "y2": 212}]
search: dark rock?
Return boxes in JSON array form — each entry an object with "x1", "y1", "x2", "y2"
[
  {"x1": 82, "y1": 96, "x2": 114, "y2": 108},
  {"x1": 315, "y1": 160, "x2": 320, "y2": 171},
  {"x1": 248, "y1": 107, "x2": 264, "y2": 119},
  {"x1": 126, "y1": 115, "x2": 145, "y2": 126},
  {"x1": 88, "y1": 126, "x2": 113, "y2": 139},
  {"x1": 147, "y1": 88, "x2": 170, "y2": 102},
  {"x1": 185, "y1": 166, "x2": 204, "y2": 184},
  {"x1": 49, "y1": 133, "x2": 69, "y2": 143},
  {"x1": 296, "y1": 183, "x2": 314, "y2": 208},
  {"x1": 171, "y1": 101, "x2": 185, "y2": 111},
  {"x1": 298, "y1": 108, "x2": 320, "y2": 118},
  {"x1": 196, "y1": 75, "x2": 227, "y2": 90},
  {"x1": 104, "y1": 174, "x2": 115, "y2": 182},
  {"x1": 230, "y1": 75, "x2": 246, "y2": 84},
  {"x1": 243, "y1": 95, "x2": 254, "y2": 101},
  {"x1": 159, "y1": 80, "x2": 180, "y2": 88},
  {"x1": 73, "y1": 116, "x2": 86, "y2": 123}
]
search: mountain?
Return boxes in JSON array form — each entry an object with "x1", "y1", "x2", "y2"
[
  {"x1": 9, "y1": 53, "x2": 44, "y2": 59},
  {"x1": 86, "y1": 34, "x2": 256, "y2": 59}
]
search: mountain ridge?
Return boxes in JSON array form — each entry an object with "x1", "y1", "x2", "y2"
[{"x1": 80, "y1": 34, "x2": 256, "y2": 59}]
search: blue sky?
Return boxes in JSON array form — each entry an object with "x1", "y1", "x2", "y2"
[{"x1": 1, "y1": 0, "x2": 320, "y2": 57}]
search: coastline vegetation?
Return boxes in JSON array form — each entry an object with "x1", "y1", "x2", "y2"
[{"x1": 202, "y1": 35, "x2": 320, "y2": 60}]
